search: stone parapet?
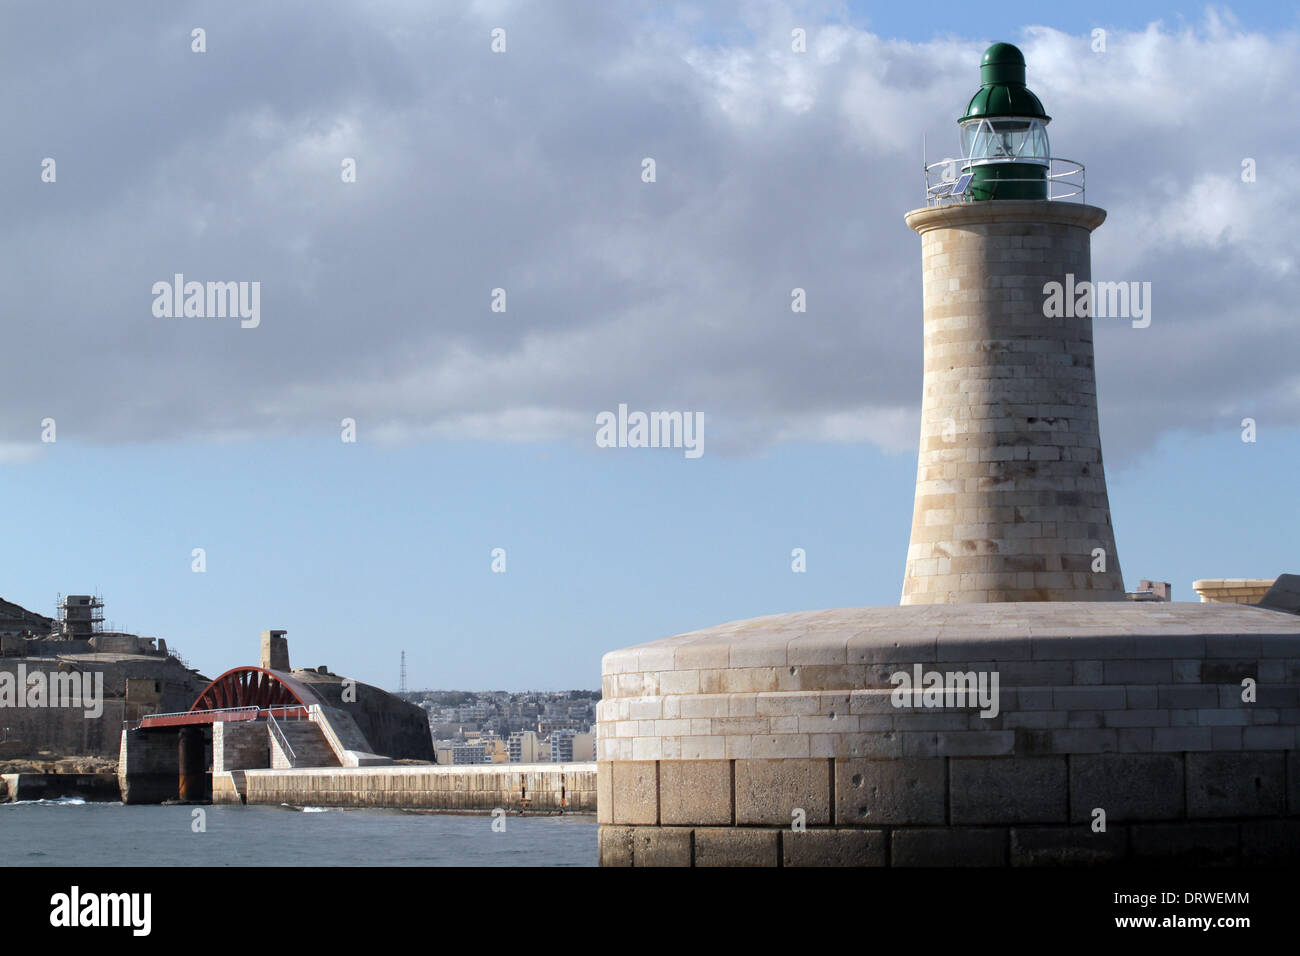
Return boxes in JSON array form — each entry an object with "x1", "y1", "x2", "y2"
[
  {"x1": 1193, "y1": 579, "x2": 1276, "y2": 605},
  {"x1": 599, "y1": 603, "x2": 1300, "y2": 764}
]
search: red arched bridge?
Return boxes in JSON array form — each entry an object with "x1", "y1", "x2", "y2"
[{"x1": 138, "y1": 666, "x2": 316, "y2": 728}]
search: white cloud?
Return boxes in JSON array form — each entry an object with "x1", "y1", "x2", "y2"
[{"x1": 1, "y1": 3, "x2": 1295, "y2": 464}]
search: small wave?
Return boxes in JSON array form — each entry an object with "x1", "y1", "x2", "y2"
[
  {"x1": 11, "y1": 796, "x2": 88, "y2": 806},
  {"x1": 278, "y1": 803, "x2": 335, "y2": 812}
]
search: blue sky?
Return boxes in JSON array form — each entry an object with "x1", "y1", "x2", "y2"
[
  {"x1": 2, "y1": 1, "x2": 1297, "y2": 689},
  {"x1": 3, "y1": 425, "x2": 1296, "y2": 691},
  {"x1": 845, "y1": 0, "x2": 1299, "y2": 40}
]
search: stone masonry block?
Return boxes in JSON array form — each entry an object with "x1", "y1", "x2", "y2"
[
  {"x1": 783, "y1": 828, "x2": 887, "y2": 867},
  {"x1": 937, "y1": 730, "x2": 1016, "y2": 756},
  {"x1": 1068, "y1": 754, "x2": 1183, "y2": 823},
  {"x1": 659, "y1": 760, "x2": 731, "y2": 826},
  {"x1": 1242, "y1": 726, "x2": 1297, "y2": 750},
  {"x1": 891, "y1": 827, "x2": 1009, "y2": 867},
  {"x1": 1186, "y1": 752, "x2": 1286, "y2": 819},
  {"x1": 734, "y1": 758, "x2": 830, "y2": 826},
  {"x1": 610, "y1": 761, "x2": 658, "y2": 825},
  {"x1": 1053, "y1": 686, "x2": 1125, "y2": 710},
  {"x1": 597, "y1": 761, "x2": 613, "y2": 824},
  {"x1": 1151, "y1": 727, "x2": 1212, "y2": 752},
  {"x1": 836, "y1": 758, "x2": 945, "y2": 825},
  {"x1": 950, "y1": 756, "x2": 1067, "y2": 824},
  {"x1": 693, "y1": 828, "x2": 780, "y2": 867},
  {"x1": 1045, "y1": 729, "x2": 1118, "y2": 754},
  {"x1": 599, "y1": 825, "x2": 690, "y2": 867},
  {"x1": 599, "y1": 826, "x2": 633, "y2": 867},
  {"x1": 1010, "y1": 826, "x2": 1128, "y2": 866}
]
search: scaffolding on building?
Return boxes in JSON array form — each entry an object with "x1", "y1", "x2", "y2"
[{"x1": 54, "y1": 592, "x2": 105, "y2": 639}]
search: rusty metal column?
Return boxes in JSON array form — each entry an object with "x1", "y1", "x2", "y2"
[{"x1": 178, "y1": 726, "x2": 206, "y2": 802}]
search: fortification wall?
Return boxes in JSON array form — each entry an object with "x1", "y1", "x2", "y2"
[{"x1": 0, "y1": 656, "x2": 207, "y2": 759}]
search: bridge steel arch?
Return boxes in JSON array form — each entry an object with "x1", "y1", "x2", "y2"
[{"x1": 189, "y1": 666, "x2": 319, "y2": 713}]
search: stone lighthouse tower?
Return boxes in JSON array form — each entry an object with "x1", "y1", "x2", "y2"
[
  {"x1": 901, "y1": 43, "x2": 1124, "y2": 604},
  {"x1": 596, "y1": 41, "x2": 1300, "y2": 870}
]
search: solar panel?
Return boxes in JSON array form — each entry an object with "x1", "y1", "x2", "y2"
[{"x1": 951, "y1": 172, "x2": 974, "y2": 196}]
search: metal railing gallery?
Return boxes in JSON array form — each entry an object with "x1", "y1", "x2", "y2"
[
  {"x1": 923, "y1": 157, "x2": 1086, "y2": 206},
  {"x1": 127, "y1": 703, "x2": 309, "y2": 731}
]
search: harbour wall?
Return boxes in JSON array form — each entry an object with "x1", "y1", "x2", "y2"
[{"x1": 213, "y1": 762, "x2": 597, "y2": 812}]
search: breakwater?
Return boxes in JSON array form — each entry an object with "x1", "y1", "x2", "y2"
[{"x1": 214, "y1": 762, "x2": 596, "y2": 812}]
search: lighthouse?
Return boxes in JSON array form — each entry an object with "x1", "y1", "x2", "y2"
[
  {"x1": 901, "y1": 43, "x2": 1125, "y2": 604},
  {"x1": 595, "y1": 41, "x2": 1300, "y2": 870}
]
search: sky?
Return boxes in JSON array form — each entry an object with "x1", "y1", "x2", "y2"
[{"x1": 1, "y1": 1, "x2": 1297, "y2": 691}]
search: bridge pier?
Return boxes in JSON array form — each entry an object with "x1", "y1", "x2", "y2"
[
  {"x1": 118, "y1": 727, "x2": 180, "y2": 805},
  {"x1": 177, "y1": 726, "x2": 209, "y2": 803}
]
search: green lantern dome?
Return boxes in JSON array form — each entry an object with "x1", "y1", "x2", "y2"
[
  {"x1": 960, "y1": 43, "x2": 1050, "y2": 123},
  {"x1": 956, "y1": 43, "x2": 1052, "y2": 200}
]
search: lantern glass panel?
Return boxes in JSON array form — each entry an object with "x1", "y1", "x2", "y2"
[{"x1": 961, "y1": 117, "x2": 1049, "y2": 165}]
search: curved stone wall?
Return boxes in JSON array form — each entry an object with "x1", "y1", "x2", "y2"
[
  {"x1": 901, "y1": 201, "x2": 1124, "y2": 603},
  {"x1": 597, "y1": 602, "x2": 1300, "y2": 866},
  {"x1": 289, "y1": 670, "x2": 435, "y2": 761}
]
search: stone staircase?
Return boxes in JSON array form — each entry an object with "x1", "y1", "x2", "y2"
[
  {"x1": 269, "y1": 720, "x2": 340, "y2": 769},
  {"x1": 310, "y1": 705, "x2": 394, "y2": 767}
]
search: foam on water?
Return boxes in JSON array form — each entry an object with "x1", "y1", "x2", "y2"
[{"x1": 10, "y1": 796, "x2": 90, "y2": 807}]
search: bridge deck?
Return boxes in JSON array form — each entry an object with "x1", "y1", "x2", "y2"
[{"x1": 138, "y1": 705, "x2": 311, "y2": 729}]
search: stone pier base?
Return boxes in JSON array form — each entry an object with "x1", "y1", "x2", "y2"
[
  {"x1": 117, "y1": 727, "x2": 180, "y2": 805},
  {"x1": 598, "y1": 602, "x2": 1300, "y2": 866},
  {"x1": 599, "y1": 819, "x2": 1300, "y2": 867}
]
